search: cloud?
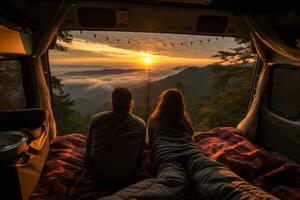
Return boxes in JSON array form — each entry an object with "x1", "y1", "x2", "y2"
[
  {"x1": 49, "y1": 31, "x2": 241, "y2": 68},
  {"x1": 58, "y1": 67, "x2": 179, "y2": 99}
]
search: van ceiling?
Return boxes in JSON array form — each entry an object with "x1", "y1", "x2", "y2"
[
  {"x1": 0, "y1": 0, "x2": 298, "y2": 38},
  {"x1": 62, "y1": 3, "x2": 249, "y2": 38}
]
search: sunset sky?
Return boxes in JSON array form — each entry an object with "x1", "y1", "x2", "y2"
[{"x1": 49, "y1": 31, "x2": 240, "y2": 69}]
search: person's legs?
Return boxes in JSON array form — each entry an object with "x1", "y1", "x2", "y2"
[
  {"x1": 98, "y1": 161, "x2": 187, "y2": 200},
  {"x1": 184, "y1": 153, "x2": 276, "y2": 200}
]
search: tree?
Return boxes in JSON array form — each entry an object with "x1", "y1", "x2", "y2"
[
  {"x1": 212, "y1": 38, "x2": 256, "y2": 64},
  {"x1": 51, "y1": 76, "x2": 74, "y2": 133},
  {"x1": 52, "y1": 76, "x2": 89, "y2": 134},
  {"x1": 49, "y1": 31, "x2": 73, "y2": 51}
]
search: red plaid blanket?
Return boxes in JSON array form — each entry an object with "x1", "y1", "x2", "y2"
[
  {"x1": 194, "y1": 127, "x2": 300, "y2": 200},
  {"x1": 29, "y1": 134, "x2": 151, "y2": 200},
  {"x1": 30, "y1": 128, "x2": 300, "y2": 200}
]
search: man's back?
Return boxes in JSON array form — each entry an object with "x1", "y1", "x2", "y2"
[{"x1": 86, "y1": 111, "x2": 146, "y2": 184}]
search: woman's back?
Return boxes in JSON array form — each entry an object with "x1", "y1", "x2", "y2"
[{"x1": 148, "y1": 118, "x2": 193, "y2": 146}]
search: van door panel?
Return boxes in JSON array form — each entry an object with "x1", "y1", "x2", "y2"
[{"x1": 258, "y1": 107, "x2": 300, "y2": 164}]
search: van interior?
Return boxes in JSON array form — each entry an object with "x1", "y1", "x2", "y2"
[{"x1": 0, "y1": 0, "x2": 299, "y2": 200}]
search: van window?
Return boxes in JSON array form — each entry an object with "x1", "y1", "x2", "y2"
[
  {"x1": 0, "y1": 59, "x2": 26, "y2": 110},
  {"x1": 270, "y1": 65, "x2": 300, "y2": 120},
  {"x1": 48, "y1": 31, "x2": 256, "y2": 135}
]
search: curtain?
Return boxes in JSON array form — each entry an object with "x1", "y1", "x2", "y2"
[
  {"x1": 237, "y1": 64, "x2": 269, "y2": 139},
  {"x1": 244, "y1": 15, "x2": 300, "y2": 63},
  {"x1": 17, "y1": 2, "x2": 72, "y2": 200},
  {"x1": 238, "y1": 14, "x2": 300, "y2": 139},
  {"x1": 33, "y1": 1, "x2": 71, "y2": 140}
]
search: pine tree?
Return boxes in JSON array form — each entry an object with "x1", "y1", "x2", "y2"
[
  {"x1": 49, "y1": 31, "x2": 73, "y2": 51},
  {"x1": 212, "y1": 38, "x2": 256, "y2": 64}
]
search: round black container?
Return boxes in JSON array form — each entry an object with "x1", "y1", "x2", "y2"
[{"x1": 0, "y1": 131, "x2": 28, "y2": 160}]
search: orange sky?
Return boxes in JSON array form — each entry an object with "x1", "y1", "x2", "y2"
[{"x1": 49, "y1": 31, "x2": 240, "y2": 69}]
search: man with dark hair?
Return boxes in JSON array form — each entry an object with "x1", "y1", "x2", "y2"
[{"x1": 86, "y1": 87, "x2": 146, "y2": 185}]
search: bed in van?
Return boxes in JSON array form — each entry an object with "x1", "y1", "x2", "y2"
[{"x1": 0, "y1": 0, "x2": 299, "y2": 199}]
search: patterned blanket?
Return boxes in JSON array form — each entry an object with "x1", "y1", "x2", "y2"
[
  {"x1": 30, "y1": 134, "x2": 151, "y2": 200},
  {"x1": 30, "y1": 128, "x2": 300, "y2": 200},
  {"x1": 194, "y1": 127, "x2": 300, "y2": 200}
]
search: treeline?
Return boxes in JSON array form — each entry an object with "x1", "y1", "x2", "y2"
[
  {"x1": 52, "y1": 76, "x2": 90, "y2": 134},
  {"x1": 192, "y1": 64, "x2": 254, "y2": 131}
]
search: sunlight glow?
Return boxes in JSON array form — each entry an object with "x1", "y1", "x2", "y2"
[{"x1": 143, "y1": 56, "x2": 153, "y2": 65}]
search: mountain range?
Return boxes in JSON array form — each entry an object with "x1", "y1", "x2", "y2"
[{"x1": 72, "y1": 66, "x2": 216, "y2": 115}]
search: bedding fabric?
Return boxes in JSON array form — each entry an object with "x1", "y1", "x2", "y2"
[
  {"x1": 100, "y1": 132, "x2": 275, "y2": 200},
  {"x1": 29, "y1": 134, "x2": 151, "y2": 200},
  {"x1": 30, "y1": 128, "x2": 300, "y2": 200},
  {"x1": 194, "y1": 127, "x2": 300, "y2": 200}
]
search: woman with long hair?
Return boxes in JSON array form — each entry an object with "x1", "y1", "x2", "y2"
[{"x1": 148, "y1": 88, "x2": 193, "y2": 147}]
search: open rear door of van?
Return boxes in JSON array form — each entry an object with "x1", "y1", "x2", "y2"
[{"x1": 0, "y1": 6, "x2": 55, "y2": 200}]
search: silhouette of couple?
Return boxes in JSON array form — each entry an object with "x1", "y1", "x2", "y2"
[
  {"x1": 86, "y1": 87, "x2": 192, "y2": 182},
  {"x1": 85, "y1": 87, "x2": 275, "y2": 200}
]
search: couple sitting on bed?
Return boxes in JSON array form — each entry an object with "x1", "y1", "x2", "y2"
[
  {"x1": 85, "y1": 86, "x2": 194, "y2": 183},
  {"x1": 85, "y1": 87, "x2": 275, "y2": 199}
]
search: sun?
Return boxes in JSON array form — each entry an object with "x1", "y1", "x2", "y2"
[{"x1": 143, "y1": 56, "x2": 153, "y2": 64}]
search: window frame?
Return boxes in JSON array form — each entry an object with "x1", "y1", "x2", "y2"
[
  {"x1": 43, "y1": 51, "x2": 55, "y2": 113},
  {"x1": 267, "y1": 64, "x2": 300, "y2": 121},
  {"x1": 0, "y1": 55, "x2": 37, "y2": 109},
  {"x1": 247, "y1": 58, "x2": 263, "y2": 111}
]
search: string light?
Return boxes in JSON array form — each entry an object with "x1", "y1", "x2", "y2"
[{"x1": 78, "y1": 32, "x2": 224, "y2": 48}]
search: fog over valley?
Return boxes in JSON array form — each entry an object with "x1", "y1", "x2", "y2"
[{"x1": 51, "y1": 64, "x2": 197, "y2": 114}]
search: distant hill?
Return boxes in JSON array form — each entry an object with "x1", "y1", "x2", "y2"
[
  {"x1": 132, "y1": 64, "x2": 255, "y2": 129},
  {"x1": 172, "y1": 65, "x2": 202, "y2": 71},
  {"x1": 133, "y1": 66, "x2": 214, "y2": 105},
  {"x1": 60, "y1": 68, "x2": 144, "y2": 77}
]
